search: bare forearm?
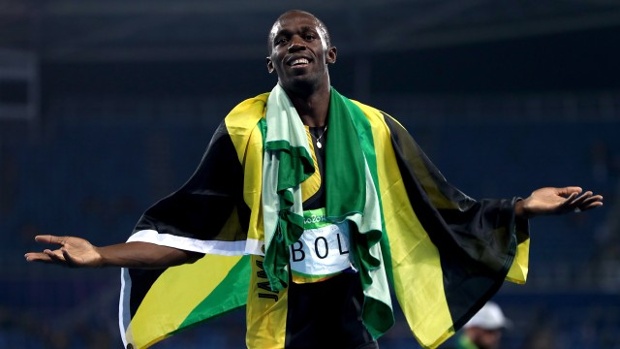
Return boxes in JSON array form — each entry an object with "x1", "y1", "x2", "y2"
[{"x1": 97, "y1": 241, "x2": 202, "y2": 268}]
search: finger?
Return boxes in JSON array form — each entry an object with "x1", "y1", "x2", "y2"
[
  {"x1": 559, "y1": 192, "x2": 581, "y2": 211},
  {"x1": 573, "y1": 195, "x2": 604, "y2": 212},
  {"x1": 24, "y1": 252, "x2": 54, "y2": 263},
  {"x1": 557, "y1": 186, "x2": 583, "y2": 197},
  {"x1": 588, "y1": 194, "x2": 604, "y2": 203},
  {"x1": 566, "y1": 191, "x2": 599, "y2": 209},
  {"x1": 566, "y1": 192, "x2": 580, "y2": 201},
  {"x1": 62, "y1": 249, "x2": 78, "y2": 268},
  {"x1": 571, "y1": 191, "x2": 593, "y2": 205},
  {"x1": 44, "y1": 249, "x2": 67, "y2": 263},
  {"x1": 579, "y1": 200, "x2": 604, "y2": 211},
  {"x1": 577, "y1": 193, "x2": 602, "y2": 206},
  {"x1": 34, "y1": 235, "x2": 65, "y2": 246}
]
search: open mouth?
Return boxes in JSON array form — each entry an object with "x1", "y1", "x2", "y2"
[{"x1": 288, "y1": 58, "x2": 310, "y2": 67}]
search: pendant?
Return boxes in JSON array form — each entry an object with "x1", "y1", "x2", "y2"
[{"x1": 317, "y1": 141, "x2": 323, "y2": 149}]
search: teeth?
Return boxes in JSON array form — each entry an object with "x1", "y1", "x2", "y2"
[{"x1": 291, "y1": 58, "x2": 309, "y2": 66}]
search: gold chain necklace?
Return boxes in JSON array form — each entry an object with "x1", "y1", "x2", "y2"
[{"x1": 311, "y1": 126, "x2": 328, "y2": 149}]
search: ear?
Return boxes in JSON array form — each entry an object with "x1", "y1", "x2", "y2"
[
  {"x1": 326, "y1": 46, "x2": 337, "y2": 65},
  {"x1": 266, "y1": 57, "x2": 275, "y2": 74}
]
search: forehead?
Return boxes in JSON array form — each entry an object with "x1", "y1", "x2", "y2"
[{"x1": 270, "y1": 12, "x2": 323, "y2": 37}]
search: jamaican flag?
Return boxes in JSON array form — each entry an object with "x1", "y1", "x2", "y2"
[{"x1": 119, "y1": 85, "x2": 530, "y2": 349}]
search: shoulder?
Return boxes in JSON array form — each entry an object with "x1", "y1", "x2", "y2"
[
  {"x1": 349, "y1": 99, "x2": 384, "y2": 120},
  {"x1": 348, "y1": 99, "x2": 409, "y2": 135},
  {"x1": 225, "y1": 92, "x2": 269, "y2": 126},
  {"x1": 223, "y1": 94, "x2": 269, "y2": 160}
]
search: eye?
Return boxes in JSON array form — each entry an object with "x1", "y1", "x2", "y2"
[
  {"x1": 304, "y1": 34, "x2": 316, "y2": 41},
  {"x1": 274, "y1": 37, "x2": 288, "y2": 46}
]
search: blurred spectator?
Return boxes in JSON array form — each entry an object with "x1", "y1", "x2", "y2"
[{"x1": 450, "y1": 301, "x2": 511, "y2": 349}]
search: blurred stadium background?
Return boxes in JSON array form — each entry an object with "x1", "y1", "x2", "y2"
[{"x1": 1, "y1": 0, "x2": 620, "y2": 348}]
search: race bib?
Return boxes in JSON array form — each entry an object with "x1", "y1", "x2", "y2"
[{"x1": 290, "y1": 208, "x2": 352, "y2": 283}]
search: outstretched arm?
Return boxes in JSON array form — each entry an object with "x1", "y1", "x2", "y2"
[
  {"x1": 515, "y1": 186, "x2": 604, "y2": 219},
  {"x1": 24, "y1": 235, "x2": 202, "y2": 268}
]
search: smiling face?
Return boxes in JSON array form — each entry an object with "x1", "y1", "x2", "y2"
[{"x1": 266, "y1": 10, "x2": 337, "y2": 96}]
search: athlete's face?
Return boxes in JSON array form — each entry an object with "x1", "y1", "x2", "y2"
[{"x1": 266, "y1": 11, "x2": 337, "y2": 94}]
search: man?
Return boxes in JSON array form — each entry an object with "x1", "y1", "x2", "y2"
[
  {"x1": 452, "y1": 301, "x2": 511, "y2": 349},
  {"x1": 25, "y1": 9, "x2": 603, "y2": 349}
]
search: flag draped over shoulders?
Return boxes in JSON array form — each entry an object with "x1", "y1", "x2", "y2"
[{"x1": 118, "y1": 86, "x2": 530, "y2": 349}]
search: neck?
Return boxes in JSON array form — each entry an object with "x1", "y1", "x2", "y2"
[{"x1": 284, "y1": 83, "x2": 331, "y2": 127}]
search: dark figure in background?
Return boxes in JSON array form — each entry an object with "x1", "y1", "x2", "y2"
[{"x1": 25, "y1": 9, "x2": 603, "y2": 349}]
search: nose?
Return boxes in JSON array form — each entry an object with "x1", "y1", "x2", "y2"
[{"x1": 288, "y1": 35, "x2": 306, "y2": 52}]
